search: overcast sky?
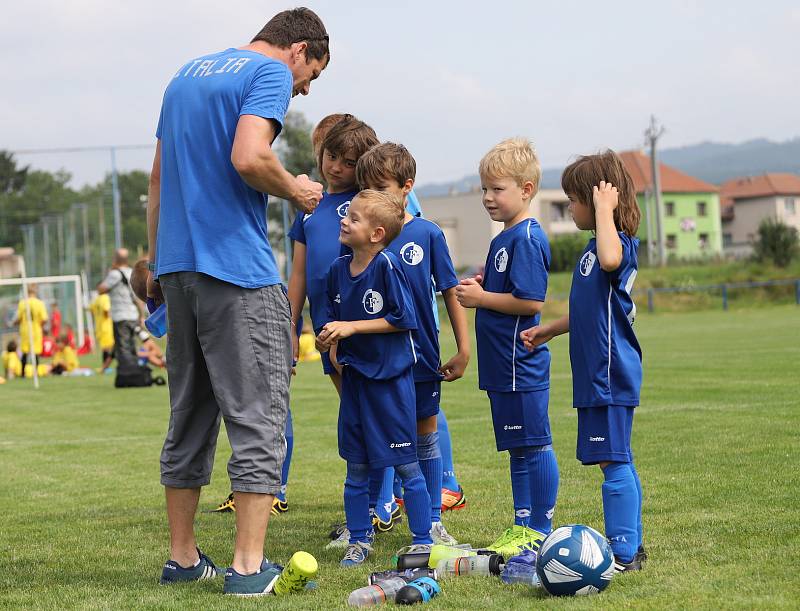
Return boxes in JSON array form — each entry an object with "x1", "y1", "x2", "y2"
[{"x1": 2, "y1": 0, "x2": 798, "y2": 189}]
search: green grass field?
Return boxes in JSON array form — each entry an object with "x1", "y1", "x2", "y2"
[{"x1": 1, "y1": 305, "x2": 799, "y2": 609}]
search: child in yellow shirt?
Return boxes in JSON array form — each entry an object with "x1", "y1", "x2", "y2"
[
  {"x1": 51, "y1": 334, "x2": 79, "y2": 375},
  {"x1": 3, "y1": 341, "x2": 23, "y2": 379}
]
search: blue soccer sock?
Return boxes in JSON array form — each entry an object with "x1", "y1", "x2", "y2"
[
  {"x1": 417, "y1": 432, "x2": 443, "y2": 523},
  {"x1": 393, "y1": 473, "x2": 403, "y2": 501},
  {"x1": 509, "y1": 448, "x2": 532, "y2": 527},
  {"x1": 629, "y1": 461, "x2": 643, "y2": 549},
  {"x1": 344, "y1": 462, "x2": 372, "y2": 544},
  {"x1": 601, "y1": 462, "x2": 639, "y2": 563},
  {"x1": 395, "y1": 462, "x2": 433, "y2": 544},
  {"x1": 277, "y1": 410, "x2": 293, "y2": 503},
  {"x1": 437, "y1": 410, "x2": 459, "y2": 490},
  {"x1": 526, "y1": 445, "x2": 559, "y2": 534},
  {"x1": 370, "y1": 467, "x2": 396, "y2": 523}
]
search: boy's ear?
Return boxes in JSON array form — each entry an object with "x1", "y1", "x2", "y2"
[
  {"x1": 370, "y1": 226, "x2": 386, "y2": 244},
  {"x1": 402, "y1": 179, "x2": 414, "y2": 196},
  {"x1": 521, "y1": 180, "x2": 536, "y2": 201}
]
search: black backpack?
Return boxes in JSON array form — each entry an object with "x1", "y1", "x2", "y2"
[{"x1": 114, "y1": 365, "x2": 165, "y2": 388}]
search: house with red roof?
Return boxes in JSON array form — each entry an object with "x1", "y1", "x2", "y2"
[
  {"x1": 619, "y1": 151, "x2": 722, "y2": 259},
  {"x1": 719, "y1": 173, "x2": 800, "y2": 255}
]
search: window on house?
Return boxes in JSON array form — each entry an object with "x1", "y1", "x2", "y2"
[
  {"x1": 666, "y1": 234, "x2": 677, "y2": 249},
  {"x1": 697, "y1": 201, "x2": 707, "y2": 216},
  {"x1": 665, "y1": 201, "x2": 675, "y2": 217},
  {"x1": 723, "y1": 233, "x2": 733, "y2": 247},
  {"x1": 786, "y1": 198, "x2": 797, "y2": 216},
  {"x1": 551, "y1": 201, "x2": 568, "y2": 222},
  {"x1": 698, "y1": 233, "x2": 709, "y2": 249}
]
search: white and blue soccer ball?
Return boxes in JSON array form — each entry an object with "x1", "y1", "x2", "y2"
[{"x1": 535, "y1": 524, "x2": 615, "y2": 596}]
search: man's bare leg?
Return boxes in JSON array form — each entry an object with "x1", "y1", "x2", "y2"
[
  {"x1": 231, "y1": 492, "x2": 273, "y2": 574},
  {"x1": 165, "y1": 487, "x2": 201, "y2": 567}
]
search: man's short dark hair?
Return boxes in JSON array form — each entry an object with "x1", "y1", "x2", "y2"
[{"x1": 252, "y1": 7, "x2": 330, "y2": 64}]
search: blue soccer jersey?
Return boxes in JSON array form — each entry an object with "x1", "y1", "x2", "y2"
[
  {"x1": 475, "y1": 218, "x2": 551, "y2": 392},
  {"x1": 155, "y1": 48, "x2": 293, "y2": 288},
  {"x1": 288, "y1": 189, "x2": 358, "y2": 331},
  {"x1": 386, "y1": 218, "x2": 458, "y2": 382},
  {"x1": 568, "y1": 233, "x2": 642, "y2": 407},
  {"x1": 324, "y1": 251, "x2": 418, "y2": 379}
]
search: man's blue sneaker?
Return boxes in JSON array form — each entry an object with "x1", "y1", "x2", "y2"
[
  {"x1": 159, "y1": 548, "x2": 222, "y2": 585},
  {"x1": 223, "y1": 558, "x2": 283, "y2": 596},
  {"x1": 340, "y1": 541, "x2": 373, "y2": 567}
]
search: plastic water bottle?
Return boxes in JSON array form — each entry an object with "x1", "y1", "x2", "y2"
[
  {"x1": 395, "y1": 577, "x2": 441, "y2": 605},
  {"x1": 368, "y1": 568, "x2": 437, "y2": 586},
  {"x1": 144, "y1": 303, "x2": 167, "y2": 338},
  {"x1": 500, "y1": 560, "x2": 541, "y2": 587},
  {"x1": 396, "y1": 552, "x2": 431, "y2": 570},
  {"x1": 272, "y1": 551, "x2": 318, "y2": 595},
  {"x1": 348, "y1": 577, "x2": 407, "y2": 606},
  {"x1": 427, "y1": 544, "x2": 477, "y2": 569},
  {"x1": 437, "y1": 553, "x2": 504, "y2": 577}
]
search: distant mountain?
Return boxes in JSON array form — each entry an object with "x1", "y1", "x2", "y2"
[{"x1": 416, "y1": 138, "x2": 800, "y2": 197}]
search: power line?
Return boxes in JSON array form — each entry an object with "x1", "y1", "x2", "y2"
[{"x1": 11, "y1": 144, "x2": 153, "y2": 155}]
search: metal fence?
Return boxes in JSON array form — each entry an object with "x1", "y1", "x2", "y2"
[{"x1": 637, "y1": 278, "x2": 800, "y2": 312}]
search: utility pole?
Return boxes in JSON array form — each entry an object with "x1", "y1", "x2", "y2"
[
  {"x1": 78, "y1": 204, "x2": 91, "y2": 285},
  {"x1": 645, "y1": 116, "x2": 667, "y2": 266},
  {"x1": 98, "y1": 198, "x2": 108, "y2": 272},
  {"x1": 110, "y1": 146, "x2": 123, "y2": 249}
]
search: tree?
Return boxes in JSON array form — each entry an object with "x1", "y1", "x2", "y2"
[
  {"x1": 752, "y1": 218, "x2": 799, "y2": 268},
  {"x1": 0, "y1": 150, "x2": 31, "y2": 248}
]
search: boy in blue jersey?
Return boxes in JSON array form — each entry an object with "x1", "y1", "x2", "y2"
[
  {"x1": 355, "y1": 143, "x2": 470, "y2": 545},
  {"x1": 316, "y1": 189, "x2": 434, "y2": 566},
  {"x1": 456, "y1": 138, "x2": 559, "y2": 558},
  {"x1": 521, "y1": 150, "x2": 646, "y2": 572}
]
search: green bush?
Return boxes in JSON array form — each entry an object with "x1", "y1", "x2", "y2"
[
  {"x1": 549, "y1": 233, "x2": 588, "y2": 272},
  {"x1": 753, "y1": 218, "x2": 799, "y2": 268}
]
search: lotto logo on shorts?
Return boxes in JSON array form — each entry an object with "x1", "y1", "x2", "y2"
[
  {"x1": 504, "y1": 424, "x2": 522, "y2": 431},
  {"x1": 589, "y1": 436, "x2": 606, "y2": 442},
  {"x1": 362, "y1": 289, "x2": 384, "y2": 314},
  {"x1": 390, "y1": 442, "x2": 412, "y2": 449}
]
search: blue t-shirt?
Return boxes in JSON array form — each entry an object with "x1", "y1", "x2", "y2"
[
  {"x1": 155, "y1": 48, "x2": 293, "y2": 288},
  {"x1": 475, "y1": 218, "x2": 551, "y2": 392},
  {"x1": 289, "y1": 190, "x2": 422, "y2": 331},
  {"x1": 289, "y1": 189, "x2": 358, "y2": 331},
  {"x1": 568, "y1": 233, "x2": 642, "y2": 407},
  {"x1": 324, "y1": 251, "x2": 417, "y2": 379},
  {"x1": 386, "y1": 218, "x2": 458, "y2": 381}
]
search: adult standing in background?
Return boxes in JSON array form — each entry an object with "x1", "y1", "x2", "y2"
[
  {"x1": 98, "y1": 248, "x2": 141, "y2": 376},
  {"x1": 14, "y1": 285, "x2": 48, "y2": 372},
  {"x1": 146, "y1": 7, "x2": 328, "y2": 596}
]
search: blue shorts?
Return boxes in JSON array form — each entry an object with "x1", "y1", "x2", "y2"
[
  {"x1": 415, "y1": 380, "x2": 441, "y2": 420},
  {"x1": 487, "y1": 389, "x2": 552, "y2": 452},
  {"x1": 339, "y1": 367, "x2": 418, "y2": 469},
  {"x1": 320, "y1": 349, "x2": 336, "y2": 376},
  {"x1": 575, "y1": 405, "x2": 635, "y2": 465}
]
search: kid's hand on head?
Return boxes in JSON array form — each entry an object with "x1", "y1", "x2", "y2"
[
  {"x1": 439, "y1": 351, "x2": 469, "y2": 382},
  {"x1": 593, "y1": 180, "x2": 619, "y2": 215},
  {"x1": 455, "y1": 278, "x2": 484, "y2": 309}
]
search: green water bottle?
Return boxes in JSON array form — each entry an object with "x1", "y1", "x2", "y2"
[{"x1": 272, "y1": 551, "x2": 318, "y2": 595}]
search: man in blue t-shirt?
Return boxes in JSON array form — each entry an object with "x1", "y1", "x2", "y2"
[{"x1": 145, "y1": 8, "x2": 329, "y2": 597}]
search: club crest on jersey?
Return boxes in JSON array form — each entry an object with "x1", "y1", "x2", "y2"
[
  {"x1": 494, "y1": 247, "x2": 509, "y2": 273},
  {"x1": 336, "y1": 201, "x2": 351, "y2": 218},
  {"x1": 400, "y1": 241, "x2": 424, "y2": 266},
  {"x1": 579, "y1": 251, "x2": 596, "y2": 277},
  {"x1": 362, "y1": 289, "x2": 384, "y2": 314}
]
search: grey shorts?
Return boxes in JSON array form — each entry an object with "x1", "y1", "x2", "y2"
[{"x1": 159, "y1": 272, "x2": 291, "y2": 494}]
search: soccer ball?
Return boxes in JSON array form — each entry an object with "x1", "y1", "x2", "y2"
[{"x1": 535, "y1": 524, "x2": 615, "y2": 596}]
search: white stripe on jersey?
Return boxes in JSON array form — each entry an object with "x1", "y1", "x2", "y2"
[
  {"x1": 606, "y1": 285, "x2": 612, "y2": 384},
  {"x1": 379, "y1": 251, "x2": 394, "y2": 269},
  {"x1": 512, "y1": 315, "x2": 520, "y2": 391},
  {"x1": 408, "y1": 331, "x2": 417, "y2": 363}
]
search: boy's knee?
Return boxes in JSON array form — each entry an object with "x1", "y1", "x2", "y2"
[
  {"x1": 345, "y1": 462, "x2": 370, "y2": 484},
  {"x1": 417, "y1": 432, "x2": 440, "y2": 460},
  {"x1": 395, "y1": 462, "x2": 423, "y2": 482}
]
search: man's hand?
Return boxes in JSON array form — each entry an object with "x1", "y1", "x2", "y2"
[
  {"x1": 455, "y1": 277, "x2": 484, "y2": 309},
  {"x1": 439, "y1": 351, "x2": 469, "y2": 382},
  {"x1": 520, "y1": 325, "x2": 551, "y2": 351},
  {"x1": 317, "y1": 321, "x2": 357, "y2": 349},
  {"x1": 593, "y1": 180, "x2": 619, "y2": 216},
  {"x1": 146, "y1": 272, "x2": 164, "y2": 305},
  {"x1": 290, "y1": 174, "x2": 324, "y2": 214}
]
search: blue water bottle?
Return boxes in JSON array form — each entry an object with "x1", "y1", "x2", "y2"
[
  {"x1": 395, "y1": 577, "x2": 440, "y2": 604},
  {"x1": 145, "y1": 298, "x2": 167, "y2": 338}
]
